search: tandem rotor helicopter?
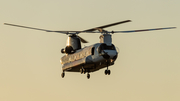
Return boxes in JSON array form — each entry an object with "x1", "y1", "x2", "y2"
[{"x1": 4, "y1": 20, "x2": 176, "y2": 79}]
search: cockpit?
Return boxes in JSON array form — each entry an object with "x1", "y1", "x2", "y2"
[{"x1": 98, "y1": 43, "x2": 116, "y2": 53}]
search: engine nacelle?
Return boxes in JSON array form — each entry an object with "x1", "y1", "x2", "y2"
[
  {"x1": 61, "y1": 46, "x2": 74, "y2": 54},
  {"x1": 61, "y1": 34, "x2": 81, "y2": 54}
]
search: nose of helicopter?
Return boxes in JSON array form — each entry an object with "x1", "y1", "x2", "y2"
[{"x1": 102, "y1": 50, "x2": 117, "y2": 59}]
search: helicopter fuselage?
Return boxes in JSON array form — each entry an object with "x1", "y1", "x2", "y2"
[
  {"x1": 4, "y1": 20, "x2": 176, "y2": 79},
  {"x1": 60, "y1": 43, "x2": 118, "y2": 73}
]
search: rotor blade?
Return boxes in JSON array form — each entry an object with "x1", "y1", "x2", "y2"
[
  {"x1": 84, "y1": 20, "x2": 131, "y2": 32},
  {"x1": 77, "y1": 35, "x2": 88, "y2": 43},
  {"x1": 4, "y1": 23, "x2": 83, "y2": 34},
  {"x1": 113, "y1": 27, "x2": 176, "y2": 33},
  {"x1": 4, "y1": 23, "x2": 54, "y2": 32}
]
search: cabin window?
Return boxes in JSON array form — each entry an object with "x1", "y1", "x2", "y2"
[
  {"x1": 91, "y1": 47, "x2": 95, "y2": 55},
  {"x1": 80, "y1": 54, "x2": 83, "y2": 58},
  {"x1": 74, "y1": 56, "x2": 76, "y2": 60},
  {"x1": 86, "y1": 51, "x2": 89, "y2": 56}
]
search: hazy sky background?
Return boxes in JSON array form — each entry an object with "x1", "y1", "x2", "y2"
[{"x1": 0, "y1": 0, "x2": 180, "y2": 101}]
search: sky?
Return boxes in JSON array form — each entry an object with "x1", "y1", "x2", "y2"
[{"x1": 0, "y1": 0, "x2": 180, "y2": 101}]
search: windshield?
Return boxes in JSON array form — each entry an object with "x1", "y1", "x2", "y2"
[
  {"x1": 100, "y1": 44, "x2": 115, "y2": 50},
  {"x1": 98, "y1": 44, "x2": 116, "y2": 53}
]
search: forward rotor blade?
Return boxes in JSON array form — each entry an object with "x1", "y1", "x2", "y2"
[
  {"x1": 113, "y1": 27, "x2": 176, "y2": 33},
  {"x1": 77, "y1": 35, "x2": 88, "y2": 43},
  {"x1": 84, "y1": 20, "x2": 131, "y2": 32}
]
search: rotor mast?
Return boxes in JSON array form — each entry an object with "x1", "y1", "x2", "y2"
[{"x1": 99, "y1": 34, "x2": 112, "y2": 46}]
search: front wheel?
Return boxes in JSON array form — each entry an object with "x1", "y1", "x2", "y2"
[
  {"x1": 107, "y1": 70, "x2": 111, "y2": 75},
  {"x1": 61, "y1": 72, "x2": 65, "y2": 78},
  {"x1": 105, "y1": 70, "x2": 108, "y2": 75},
  {"x1": 105, "y1": 70, "x2": 111, "y2": 75}
]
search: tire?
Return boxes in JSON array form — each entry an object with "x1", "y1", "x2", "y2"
[
  {"x1": 107, "y1": 70, "x2": 111, "y2": 75},
  {"x1": 61, "y1": 72, "x2": 65, "y2": 78},
  {"x1": 80, "y1": 69, "x2": 83, "y2": 74},
  {"x1": 87, "y1": 74, "x2": 90, "y2": 79},
  {"x1": 105, "y1": 70, "x2": 108, "y2": 75},
  {"x1": 83, "y1": 69, "x2": 86, "y2": 74}
]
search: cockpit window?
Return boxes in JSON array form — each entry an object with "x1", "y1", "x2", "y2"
[
  {"x1": 101, "y1": 44, "x2": 115, "y2": 50},
  {"x1": 98, "y1": 44, "x2": 115, "y2": 53}
]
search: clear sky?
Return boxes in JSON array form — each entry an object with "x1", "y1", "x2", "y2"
[{"x1": 0, "y1": 0, "x2": 180, "y2": 101}]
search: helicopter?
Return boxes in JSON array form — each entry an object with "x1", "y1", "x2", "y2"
[{"x1": 4, "y1": 20, "x2": 176, "y2": 79}]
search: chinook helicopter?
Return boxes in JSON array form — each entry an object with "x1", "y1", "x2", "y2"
[{"x1": 4, "y1": 20, "x2": 176, "y2": 79}]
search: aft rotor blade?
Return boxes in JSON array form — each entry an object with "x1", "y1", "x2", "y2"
[
  {"x1": 4, "y1": 23, "x2": 54, "y2": 32},
  {"x1": 77, "y1": 35, "x2": 88, "y2": 43},
  {"x1": 84, "y1": 20, "x2": 131, "y2": 32},
  {"x1": 113, "y1": 27, "x2": 176, "y2": 33},
  {"x1": 4, "y1": 23, "x2": 82, "y2": 34}
]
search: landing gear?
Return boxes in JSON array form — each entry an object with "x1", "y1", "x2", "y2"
[
  {"x1": 87, "y1": 73, "x2": 90, "y2": 79},
  {"x1": 80, "y1": 68, "x2": 83, "y2": 74},
  {"x1": 80, "y1": 68, "x2": 90, "y2": 79},
  {"x1": 105, "y1": 60, "x2": 111, "y2": 75},
  {"x1": 80, "y1": 68, "x2": 86, "y2": 74},
  {"x1": 61, "y1": 72, "x2": 65, "y2": 78},
  {"x1": 105, "y1": 69, "x2": 111, "y2": 75}
]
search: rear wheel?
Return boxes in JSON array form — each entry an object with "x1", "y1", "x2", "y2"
[
  {"x1": 87, "y1": 73, "x2": 90, "y2": 79},
  {"x1": 83, "y1": 69, "x2": 86, "y2": 74},
  {"x1": 80, "y1": 69, "x2": 83, "y2": 74}
]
